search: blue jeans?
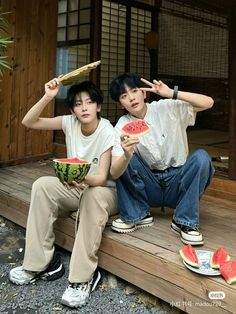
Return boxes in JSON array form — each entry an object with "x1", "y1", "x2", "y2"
[{"x1": 116, "y1": 149, "x2": 214, "y2": 227}]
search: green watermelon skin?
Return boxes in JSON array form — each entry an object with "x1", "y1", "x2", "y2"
[
  {"x1": 210, "y1": 247, "x2": 230, "y2": 269},
  {"x1": 220, "y1": 261, "x2": 236, "y2": 284},
  {"x1": 179, "y1": 244, "x2": 200, "y2": 268},
  {"x1": 53, "y1": 158, "x2": 91, "y2": 184}
]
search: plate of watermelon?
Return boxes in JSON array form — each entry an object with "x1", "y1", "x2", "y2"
[
  {"x1": 183, "y1": 250, "x2": 221, "y2": 276},
  {"x1": 180, "y1": 245, "x2": 236, "y2": 283},
  {"x1": 179, "y1": 245, "x2": 230, "y2": 276}
]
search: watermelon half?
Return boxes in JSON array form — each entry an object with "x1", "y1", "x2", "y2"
[
  {"x1": 220, "y1": 261, "x2": 236, "y2": 284},
  {"x1": 210, "y1": 247, "x2": 230, "y2": 269},
  {"x1": 53, "y1": 157, "x2": 91, "y2": 184},
  {"x1": 179, "y1": 244, "x2": 200, "y2": 268},
  {"x1": 122, "y1": 120, "x2": 150, "y2": 137}
]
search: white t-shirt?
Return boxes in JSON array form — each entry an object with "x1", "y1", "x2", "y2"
[
  {"x1": 112, "y1": 99, "x2": 196, "y2": 170},
  {"x1": 62, "y1": 115, "x2": 115, "y2": 186}
]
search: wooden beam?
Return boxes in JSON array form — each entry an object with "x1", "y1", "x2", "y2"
[
  {"x1": 180, "y1": 0, "x2": 232, "y2": 16},
  {"x1": 228, "y1": 2, "x2": 236, "y2": 179}
]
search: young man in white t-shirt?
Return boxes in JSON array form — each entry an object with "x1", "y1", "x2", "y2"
[
  {"x1": 109, "y1": 72, "x2": 214, "y2": 246},
  {"x1": 9, "y1": 78, "x2": 118, "y2": 308}
]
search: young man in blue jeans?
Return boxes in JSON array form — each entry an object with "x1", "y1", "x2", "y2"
[{"x1": 109, "y1": 73, "x2": 214, "y2": 245}]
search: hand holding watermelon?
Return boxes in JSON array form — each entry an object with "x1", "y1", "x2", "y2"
[
  {"x1": 63, "y1": 180, "x2": 87, "y2": 190},
  {"x1": 120, "y1": 134, "x2": 139, "y2": 160},
  {"x1": 120, "y1": 120, "x2": 150, "y2": 159}
]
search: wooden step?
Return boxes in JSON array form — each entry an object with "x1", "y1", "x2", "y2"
[
  {"x1": 0, "y1": 161, "x2": 236, "y2": 314},
  {"x1": 206, "y1": 177, "x2": 236, "y2": 202}
]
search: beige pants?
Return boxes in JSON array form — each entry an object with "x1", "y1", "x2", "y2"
[{"x1": 23, "y1": 176, "x2": 118, "y2": 283}]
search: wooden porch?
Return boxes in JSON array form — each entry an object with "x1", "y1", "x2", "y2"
[{"x1": 0, "y1": 160, "x2": 236, "y2": 314}]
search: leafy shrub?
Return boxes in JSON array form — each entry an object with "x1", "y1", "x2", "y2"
[{"x1": 0, "y1": 9, "x2": 13, "y2": 77}]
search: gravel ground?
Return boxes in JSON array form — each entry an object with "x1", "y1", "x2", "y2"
[{"x1": 0, "y1": 217, "x2": 174, "y2": 314}]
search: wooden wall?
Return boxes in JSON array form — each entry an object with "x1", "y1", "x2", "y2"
[
  {"x1": 159, "y1": 76, "x2": 229, "y2": 132},
  {"x1": 0, "y1": 0, "x2": 58, "y2": 166}
]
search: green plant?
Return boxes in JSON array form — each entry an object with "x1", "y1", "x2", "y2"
[{"x1": 0, "y1": 9, "x2": 13, "y2": 77}]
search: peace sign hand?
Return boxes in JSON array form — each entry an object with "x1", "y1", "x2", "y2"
[{"x1": 140, "y1": 78, "x2": 173, "y2": 98}]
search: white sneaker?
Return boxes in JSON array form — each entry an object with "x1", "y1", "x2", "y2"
[
  {"x1": 111, "y1": 218, "x2": 135, "y2": 232},
  {"x1": 9, "y1": 266, "x2": 38, "y2": 285},
  {"x1": 9, "y1": 253, "x2": 65, "y2": 285},
  {"x1": 111, "y1": 215, "x2": 154, "y2": 233},
  {"x1": 61, "y1": 270, "x2": 101, "y2": 308},
  {"x1": 171, "y1": 220, "x2": 204, "y2": 246}
]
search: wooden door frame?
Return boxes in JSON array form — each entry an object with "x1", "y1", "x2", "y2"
[{"x1": 228, "y1": 2, "x2": 236, "y2": 179}]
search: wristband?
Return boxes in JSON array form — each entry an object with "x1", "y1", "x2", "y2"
[{"x1": 172, "y1": 85, "x2": 178, "y2": 99}]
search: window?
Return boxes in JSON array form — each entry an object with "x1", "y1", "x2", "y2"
[
  {"x1": 101, "y1": 0, "x2": 152, "y2": 124},
  {"x1": 56, "y1": 0, "x2": 92, "y2": 99},
  {"x1": 57, "y1": 0, "x2": 91, "y2": 42},
  {"x1": 55, "y1": 0, "x2": 92, "y2": 143}
]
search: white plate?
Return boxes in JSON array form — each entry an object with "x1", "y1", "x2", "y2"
[{"x1": 183, "y1": 250, "x2": 221, "y2": 276}]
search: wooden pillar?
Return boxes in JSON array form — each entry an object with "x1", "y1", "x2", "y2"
[
  {"x1": 149, "y1": 0, "x2": 160, "y2": 81},
  {"x1": 0, "y1": 0, "x2": 58, "y2": 166},
  {"x1": 146, "y1": 0, "x2": 160, "y2": 102},
  {"x1": 228, "y1": 3, "x2": 236, "y2": 179},
  {"x1": 90, "y1": 0, "x2": 102, "y2": 86}
]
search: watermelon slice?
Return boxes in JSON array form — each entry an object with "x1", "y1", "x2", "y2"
[
  {"x1": 210, "y1": 247, "x2": 230, "y2": 269},
  {"x1": 122, "y1": 120, "x2": 150, "y2": 137},
  {"x1": 220, "y1": 261, "x2": 236, "y2": 284},
  {"x1": 53, "y1": 157, "x2": 91, "y2": 184},
  {"x1": 179, "y1": 244, "x2": 200, "y2": 268}
]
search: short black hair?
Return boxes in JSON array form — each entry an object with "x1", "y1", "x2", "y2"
[
  {"x1": 109, "y1": 73, "x2": 143, "y2": 102},
  {"x1": 66, "y1": 81, "x2": 103, "y2": 111}
]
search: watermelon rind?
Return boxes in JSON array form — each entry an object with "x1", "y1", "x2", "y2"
[
  {"x1": 210, "y1": 247, "x2": 230, "y2": 269},
  {"x1": 179, "y1": 244, "x2": 200, "y2": 268},
  {"x1": 53, "y1": 158, "x2": 91, "y2": 184},
  {"x1": 220, "y1": 261, "x2": 236, "y2": 285}
]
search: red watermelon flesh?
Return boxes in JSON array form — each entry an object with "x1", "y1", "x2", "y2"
[
  {"x1": 122, "y1": 120, "x2": 150, "y2": 137},
  {"x1": 220, "y1": 261, "x2": 236, "y2": 284},
  {"x1": 210, "y1": 247, "x2": 230, "y2": 269},
  {"x1": 54, "y1": 157, "x2": 89, "y2": 164},
  {"x1": 179, "y1": 244, "x2": 200, "y2": 268}
]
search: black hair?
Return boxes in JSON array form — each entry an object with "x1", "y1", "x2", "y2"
[
  {"x1": 109, "y1": 73, "x2": 143, "y2": 102},
  {"x1": 66, "y1": 81, "x2": 103, "y2": 115}
]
